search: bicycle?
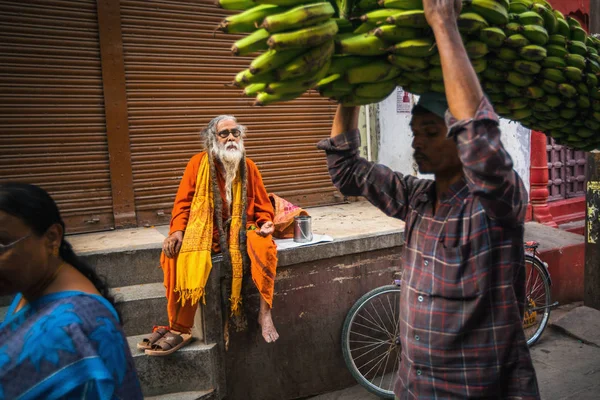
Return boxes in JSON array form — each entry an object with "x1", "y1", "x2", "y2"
[{"x1": 341, "y1": 241, "x2": 558, "y2": 399}]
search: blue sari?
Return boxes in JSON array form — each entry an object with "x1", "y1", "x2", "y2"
[{"x1": 0, "y1": 291, "x2": 143, "y2": 400}]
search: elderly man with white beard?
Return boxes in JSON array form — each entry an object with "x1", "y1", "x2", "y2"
[{"x1": 138, "y1": 115, "x2": 280, "y2": 356}]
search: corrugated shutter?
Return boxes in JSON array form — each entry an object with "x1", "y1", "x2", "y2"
[
  {"x1": 0, "y1": 0, "x2": 114, "y2": 233},
  {"x1": 119, "y1": 0, "x2": 341, "y2": 227}
]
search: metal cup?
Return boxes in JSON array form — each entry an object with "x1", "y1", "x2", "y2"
[{"x1": 293, "y1": 215, "x2": 313, "y2": 243}]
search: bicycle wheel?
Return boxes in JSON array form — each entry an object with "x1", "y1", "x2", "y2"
[
  {"x1": 342, "y1": 285, "x2": 402, "y2": 399},
  {"x1": 523, "y1": 255, "x2": 551, "y2": 347}
]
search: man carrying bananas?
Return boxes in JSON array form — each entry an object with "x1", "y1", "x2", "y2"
[
  {"x1": 318, "y1": 0, "x2": 540, "y2": 398},
  {"x1": 138, "y1": 115, "x2": 279, "y2": 356}
]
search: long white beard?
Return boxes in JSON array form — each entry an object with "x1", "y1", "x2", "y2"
[{"x1": 211, "y1": 140, "x2": 245, "y2": 207}]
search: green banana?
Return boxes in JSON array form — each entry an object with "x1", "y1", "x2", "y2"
[
  {"x1": 543, "y1": 54, "x2": 566, "y2": 68},
  {"x1": 513, "y1": 11, "x2": 544, "y2": 26},
  {"x1": 585, "y1": 73, "x2": 599, "y2": 87},
  {"x1": 426, "y1": 67, "x2": 443, "y2": 81},
  {"x1": 496, "y1": 47, "x2": 519, "y2": 61},
  {"x1": 566, "y1": 16, "x2": 581, "y2": 29},
  {"x1": 406, "y1": 70, "x2": 429, "y2": 82},
  {"x1": 389, "y1": 38, "x2": 436, "y2": 57},
  {"x1": 505, "y1": 34, "x2": 530, "y2": 48},
  {"x1": 521, "y1": 24, "x2": 549, "y2": 45},
  {"x1": 509, "y1": 0, "x2": 532, "y2": 14},
  {"x1": 563, "y1": 66, "x2": 583, "y2": 82},
  {"x1": 556, "y1": 18, "x2": 571, "y2": 38},
  {"x1": 241, "y1": 68, "x2": 278, "y2": 85},
  {"x1": 470, "y1": 0, "x2": 509, "y2": 25},
  {"x1": 519, "y1": 44, "x2": 547, "y2": 61},
  {"x1": 387, "y1": 54, "x2": 429, "y2": 71},
  {"x1": 504, "y1": 22, "x2": 522, "y2": 36},
  {"x1": 523, "y1": 86, "x2": 545, "y2": 99},
  {"x1": 585, "y1": 119, "x2": 600, "y2": 130},
  {"x1": 346, "y1": 60, "x2": 401, "y2": 84},
  {"x1": 587, "y1": 59, "x2": 600, "y2": 74},
  {"x1": 243, "y1": 83, "x2": 266, "y2": 96},
  {"x1": 267, "y1": 19, "x2": 338, "y2": 50},
  {"x1": 267, "y1": 59, "x2": 331, "y2": 94},
  {"x1": 488, "y1": 93, "x2": 506, "y2": 103},
  {"x1": 328, "y1": 55, "x2": 375, "y2": 75},
  {"x1": 217, "y1": 4, "x2": 283, "y2": 33},
  {"x1": 576, "y1": 82, "x2": 589, "y2": 95},
  {"x1": 340, "y1": 92, "x2": 391, "y2": 106},
  {"x1": 512, "y1": 108, "x2": 533, "y2": 120},
  {"x1": 479, "y1": 27, "x2": 506, "y2": 48},
  {"x1": 458, "y1": 12, "x2": 489, "y2": 34},
  {"x1": 276, "y1": 40, "x2": 333, "y2": 80},
  {"x1": 567, "y1": 40, "x2": 587, "y2": 56},
  {"x1": 541, "y1": 68, "x2": 567, "y2": 83},
  {"x1": 333, "y1": 18, "x2": 353, "y2": 33},
  {"x1": 482, "y1": 67, "x2": 507, "y2": 82},
  {"x1": 489, "y1": 58, "x2": 513, "y2": 71},
  {"x1": 386, "y1": 10, "x2": 428, "y2": 28},
  {"x1": 575, "y1": 128, "x2": 595, "y2": 139},
  {"x1": 506, "y1": 97, "x2": 530, "y2": 109},
  {"x1": 360, "y1": 9, "x2": 400, "y2": 24},
  {"x1": 372, "y1": 25, "x2": 421, "y2": 42},
  {"x1": 514, "y1": 60, "x2": 541, "y2": 75},
  {"x1": 316, "y1": 73, "x2": 341, "y2": 87},
  {"x1": 570, "y1": 26, "x2": 587, "y2": 43},
  {"x1": 354, "y1": 79, "x2": 397, "y2": 98},
  {"x1": 218, "y1": 0, "x2": 257, "y2": 10},
  {"x1": 465, "y1": 41, "x2": 489, "y2": 59},
  {"x1": 559, "y1": 108, "x2": 578, "y2": 119},
  {"x1": 353, "y1": 22, "x2": 377, "y2": 34},
  {"x1": 593, "y1": 111, "x2": 600, "y2": 122},
  {"x1": 471, "y1": 58, "x2": 487, "y2": 73},
  {"x1": 255, "y1": 91, "x2": 304, "y2": 106},
  {"x1": 249, "y1": 48, "x2": 304, "y2": 74},
  {"x1": 356, "y1": 0, "x2": 380, "y2": 11},
  {"x1": 232, "y1": 28, "x2": 270, "y2": 56},
  {"x1": 558, "y1": 83, "x2": 578, "y2": 98},
  {"x1": 378, "y1": 0, "x2": 423, "y2": 9},
  {"x1": 564, "y1": 99, "x2": 578, "y2": 108},
  {"x1": 429, "y1": 52, "x2": 441, "y2": 66},
  {"x1": 542, "y1": 95, "x2": 561, "y2": 107},
  {"x1": 336, "y1": 33, "x2": 388, "y2": 56},
  {"x1": 261, "y1": 2, "x2": 335, "y2": 33},
  {"x1": 548, "y1": 34, "x2": 567, "y2": 46},
  {"x1": 483, "y1": 81, "x2": 504, "y2": 94},
  {"x1": 495, "y1": 104, "x2": 511, "y2": 116},
  {"x1": 532, "y1": 3, "x2": 557, "y2": 34},
  {"x1": 507, "y1": 71, "x2": 534, "y2": 87},
  {"x1": 504, "y1": 83, "x2": 523, "y2": 97},
  {"x1": 563, "y1": 53, "x2": 586, "y2": 70},
  {"x1": 403, "y1": 82, "x2": 429, "y2": 95},
  {"x1": 546, "y1": 44, "x2": 568, "y2": 58}
]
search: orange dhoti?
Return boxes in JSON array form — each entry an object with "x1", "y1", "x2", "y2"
[{"x1": 162, "y1": 229, "x2": 278, "y2": 334}]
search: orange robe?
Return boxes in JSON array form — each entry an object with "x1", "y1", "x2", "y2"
[{"x1": 163, "y1": 152, "x2": 277, "y2": 334}]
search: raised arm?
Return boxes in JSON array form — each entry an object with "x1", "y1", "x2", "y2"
[
  {"x1": 317, "y1": 105, "x2": 429, "y2": 221},
  {"x1": 425, "y1": 0, "x2": 527, "y2": 224}
]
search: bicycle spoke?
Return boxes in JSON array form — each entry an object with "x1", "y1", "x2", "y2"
[
  {"x1": 369, "y1": 298, "x2": 394, "y2": 339},
  {"x1": 356, "y1": 343, "x2": 392, "y2": 372},
  {"x1": 357, "y1": 306, "x2": 391, "y2": 334},
  {"x1": 352, "y1": 340, "x2": 389, "y2": 362},
  {"x1": 360, "y1": 346, "x2": 395, "y2": 378},
  {"x1": 350, "y1": 339, "x2": 393, "y2": 353}
]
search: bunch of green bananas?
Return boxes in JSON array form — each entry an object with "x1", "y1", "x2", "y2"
[
  {"x1": 217, "y1": 0, "x2": 339, "y2": 105},
  {"x1": 217, "y1": 0, "x2": 600, "y2": 150}
]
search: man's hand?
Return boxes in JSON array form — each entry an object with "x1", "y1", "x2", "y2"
[
  {"x1": 422, "y1": 0, "x2": 462, "y2": 28},
  {"x1": 257, "y1": 221, "x2": 274, "y2": 237},
  {"x1": 163, "y1": 230, "x2": 183, "y2": 258}
]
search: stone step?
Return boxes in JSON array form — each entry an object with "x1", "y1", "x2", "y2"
[
  {"x1": 145, "y1": 389, "x2": 217, "y2": 400},
  {"x1": 84, "y1": 247, "x2": 164, "y2": 289},
  {"x1": 112, "y1": 283, "x2": 169, "y2": 337},
  {"x1": 127, "y1": 335, "x2": 219, "y2": 398},
  {"x1": 0, "y1": 295, "x2": 10, "y2": 307}
]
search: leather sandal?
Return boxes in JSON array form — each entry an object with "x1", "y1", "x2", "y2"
[
  {"x1": 137, "y1": 326, "x2": 170, "y2": 350},
  {"x1": 145, "y1": 332, "x2": 193, "y2": 356}
]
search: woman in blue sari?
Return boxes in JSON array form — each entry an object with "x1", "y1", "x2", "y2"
[{"x1": 0, "y1": 183, "x2": 143, "y2": 400}]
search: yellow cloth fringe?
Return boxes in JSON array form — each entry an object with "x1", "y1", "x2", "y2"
[
  {"x1": 228, "y1": 173, "x2": 244, "y2": 315},
  {"x1": 174, "y1": 155, "x2": 243, "y2": 309}
]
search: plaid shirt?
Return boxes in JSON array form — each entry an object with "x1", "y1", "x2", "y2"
[{"x1": 317, "y1": 98, "x2": 540, "y2": 399}]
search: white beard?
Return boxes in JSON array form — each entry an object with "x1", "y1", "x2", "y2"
[{"x1": 211, "y1": 139, "x2": 245, "y2": 207}]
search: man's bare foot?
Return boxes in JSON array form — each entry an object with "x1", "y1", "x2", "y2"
[{"x1": 258, "y1": 297, "x2": 279, "y2": 343}]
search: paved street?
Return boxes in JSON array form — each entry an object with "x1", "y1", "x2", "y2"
[{"x1": 309, "y1": 303, "x2": 600, "y2": 400}]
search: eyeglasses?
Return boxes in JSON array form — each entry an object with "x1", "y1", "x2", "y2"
[
  {"x1": 217, "y1": 128, "x2": 242, "y2": 139},
  {"x1": 0, "y1": 233, "x2": 31, "y2": 255}
]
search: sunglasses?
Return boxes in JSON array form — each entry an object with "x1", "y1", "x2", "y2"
[
  {"x1": 0, "y1": 233, "x2": 31, "y2": 255},
  {"x1": 217, "y1": 128, "x2": 242, "y2": 139}
]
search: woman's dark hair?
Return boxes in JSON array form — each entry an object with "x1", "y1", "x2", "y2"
[{"x1": 0, "y1": 182, "x2": 120, "y2": 321}]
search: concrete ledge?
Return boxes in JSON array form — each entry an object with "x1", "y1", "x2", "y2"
[
  {"x1": 145, "y1": 390, "x2": 216, "y2": 400},
  {"x1": 111, "y1": 283, "x2": 169, "y2": 337},
  {"x1": 525, "y1": 222, "x2": 585, "y2": 304},
  {"x1": 127, "y1": 335, "x2": 218, "y2": 397},
  {"x1": 552, "y1": 306, "x2": 600, "y2": 347}
]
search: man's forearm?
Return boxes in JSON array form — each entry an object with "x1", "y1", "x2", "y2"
[
  {"x1": 330, "y1": 105, "x2": 360, "y2": 138},
  {"x1": 432, "y1": 21, "x2": 484, "y2": 121}
]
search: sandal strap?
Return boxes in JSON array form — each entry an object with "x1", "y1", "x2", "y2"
[
  {"x1": 143, "y1": 327, "x2": 170, "y2": 344},
  {"x1": 150, "y1": 332, "x2": 184, "y2": 351}
]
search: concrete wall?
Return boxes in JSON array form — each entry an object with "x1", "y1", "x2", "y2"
[
  {"x1": 224, "y1": 235, "x2": 404, "y2": 400},
  {"x1": 376, "y1": 90, "x2": 532, "y2": 194}
]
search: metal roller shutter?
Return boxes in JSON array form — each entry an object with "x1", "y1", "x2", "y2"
[
  {"x1": 0, "y1": 0, "x2": 114, "y2": 233},
  {"x1": 119, "y1": 0, "x2": 341, "y2": 227}
]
